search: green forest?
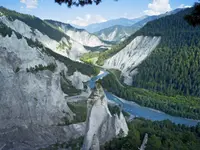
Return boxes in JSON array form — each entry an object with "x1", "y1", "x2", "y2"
[
  {"x1": 96, "y1": 7, "x2": 200, "y2": 120},
  {"x1": 26, "y1": 63, "x2": 56, "y2": 73},
  {"x1": 131, "y1": 7, "x2": 200, "y2": 97},
  {"x1": 99, "y1": 73, "x2": 200, "y2": 119},
  {"x1": 102, "y1": 118, "x2": 200, "y2": 150}
]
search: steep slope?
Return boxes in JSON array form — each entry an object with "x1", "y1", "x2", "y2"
[
  {"x1": 78, "y1": 17, "x2": 146, "y2": 33},
  {"x1": 131, "y1": 7, "x2": 200, "y2": 97},
  {"x1": 0, "y1": 7, "x2": 89, "y2": 61},
  {"x1": 103, "y1": 36, "x2": 161, "y2": 85},
  {"x1": 83, "y1": 85, "x2": 128, "y2": 150},
  {"x1": 46, "y1": 20, "x2": 107, "y2": 48},
  {"x1": 103, "y1": 118, "x2": 200, "y2": 150},
  {"x1": 0, "y1": 22, "x2": 93, "y2": 149},
  {"x1": 95, "y1": 25, "x2": 140, "y2": 43},
  {"x1": 94, "y1": 8, "x2": 183, "y2": 43},
  {"x1": 0, "y1": 8, "x2": 127, "y2": 149}
]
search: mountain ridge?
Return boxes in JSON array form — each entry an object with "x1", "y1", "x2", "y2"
[
  {"x1": 74, "y1": 16, "x2": 147, "y2": 33},
  {"x1": 45, "y1": 19, "x2": 108, "y2": 48}
]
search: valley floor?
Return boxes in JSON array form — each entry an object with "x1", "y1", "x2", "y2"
[{"x1": 99, "y1": 73, "x2": 200, "y2": 120}]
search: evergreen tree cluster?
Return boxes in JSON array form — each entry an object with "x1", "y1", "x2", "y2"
[
  {"x1": 55, "y1": 0, "x2": 102, "y2": 7},
  {"x1": 185, "y1": 2, "x2": 200, "y2": 27},
  {"x1": 130, "y1": 7, "x2": 200, "y2": 97},
  {"x1": 26, "y1": 63, "x2": 56, "y2": 73},
  {"x1": 103, "y1": 118, "x2": 200, "y2": 150},
  {"x1": 99, "y1": 74, "x2": 200, "y2": 119}
]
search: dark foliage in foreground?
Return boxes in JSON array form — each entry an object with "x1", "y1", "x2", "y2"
[
  {"x1": 55, "y1": 0, "x2": 102, "y2": 7},
  {"x1": 103, "y1": 118, "x2": 200, "y2": 150},
  {"x1": 185, "y1": 2, "x2": 200, "y2": 26},
  {"x1": 99, "y1": 73, "x2": 200, "y2": 119}
]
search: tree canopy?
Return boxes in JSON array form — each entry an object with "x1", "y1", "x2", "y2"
[
  {"x1": 185, "y1": 2, "x2": 200, "y2": 26},
  {"x1": 55, "y1": 0, "x2": 102, "y2": 7}
]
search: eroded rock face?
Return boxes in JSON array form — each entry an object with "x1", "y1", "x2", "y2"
[
  {"x1": 0, "y1": 16, "x2": 128, "y2": 150},
  {"x1": 103, "y1": 36, "x2": 161, "y2": 85},
  {"x1": 0, "y1": 123, "x2": 86, "y2": 150},
  {"x1": 0, "y1": 33, "x2": 89, "y2": 149},
  {"x1": 68, "y1": 71, "x2": 90, "y2": 90},
  {"x1": 82, "y1": 86, "x2": 128, "y2": 150},
  {"x1": 0, "y1": 16, "x2": 89, "y2": 61}
]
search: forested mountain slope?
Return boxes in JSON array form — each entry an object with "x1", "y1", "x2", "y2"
[
  {"x1": 131, "y1": 7, "x2": 200, "y2": 97},
  {"x1": 98, "y1": 7, "x2": 200, "y2": 120},
  {"x1": 103, "y1": 118, "x2": 200, "y2": 150},
  {"x1": 94, "y1": 8, "x2": 184, "y2": 66}
]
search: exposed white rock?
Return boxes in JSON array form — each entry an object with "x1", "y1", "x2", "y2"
[
  {"x1": 0, "y1": 33, "x2": 49, "y2": 70},
  {"x1": 0, "y1": 33, "x2": 71, "y2": 127},
  {"x1": 64, "y1": 29, "x2": 105, "y2": 47},
  {"x1": 46, "y1": 21, "x2": 106, "y2": 47},
  {"x1": 68, "y1": 71, "x2": 90, "y2": 90},
  {"x1": 0, "y1": 12, "x2": 130, "y2": 150},
  {"x1": 82, "y1": 86, "x2": 128, "y2": 150},
  {"x1": 103, "y1": 36, "x2": 161, "y2": 85},
  {"x1": 0, "y1": 11, "x2": 3, "y2": 16},
  {"x1": 0, "y1": 122, "x2": 86, "y2": 150},
  {"x1": 0, "y1": 32, "x2": 90, "y2": 149},
  {"x1": 0, "y1": 16, "x2": 88, "y2": 61},
  {"x1": 99, "y1": 27, "x2": 118, "y2": 42},
  {"x1": 68, "y1": 39, "x2": 88, "y2": 61},
  {"x1": 95, "y1": 25, "x2": 138, "y2": 43}
]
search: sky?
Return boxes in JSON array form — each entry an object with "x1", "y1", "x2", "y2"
[{"x1": 0, "y1": 0, "x2": 198, "y2": 26}]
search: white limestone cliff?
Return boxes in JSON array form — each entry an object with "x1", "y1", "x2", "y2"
[
  {"x1": 82, "y1": 85, "x2": 128, "y2": 150},
  {"x1": 103, "y1": 36, "x2": 161, "y2": 85},
  {"x1": 0, "y1": 16, "x2": 88, "y2": 61},
  {"x1": 0, "y1": 32, "x2": 90, "y2": 149}
]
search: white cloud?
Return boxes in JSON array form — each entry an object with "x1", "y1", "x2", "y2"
[
  {"x1": 20, "y1": 0, "x2": 38, "y2": 9},
  {"x1": 178, "y1": 4, "x2": 191, "y2": 9},
  {"x1": 144, "y1": 0, "x2": 171, "y2": 16},
  {"x1": 68, "y1": 14, "x2": 107, "y2": 26}
]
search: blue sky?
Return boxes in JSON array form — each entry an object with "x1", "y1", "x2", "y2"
[{"x1": 0, "y1": 0, "x2": 198, "y2": 26}]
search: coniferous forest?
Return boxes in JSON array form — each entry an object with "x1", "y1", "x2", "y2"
[
  {"x1": 99, "y1": 73, "x2": 200, "y2": 119},
  {"x1": 132, "y1": 8, "x2": 200, "y2": 97},
  {"x1": 102, "y1": 118, "x2": 200, "y2": 150}
]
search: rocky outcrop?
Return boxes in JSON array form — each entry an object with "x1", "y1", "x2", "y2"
[
  {"x1": 0, "y1": 15, "x2": 88, "y2": 61},
  {"x1": 68, "y1": 71, "x2": 90, "y2": 90},
  {"x1": 0, "y1": 32, "x2": 90, "y2": 149},
  {"x1": 62, "y1": 26, "x2": 106, "y2": 47},
  {"x1": 0, "y1": 123, "x2": 86, "y2": 150},
  {"x1": 82, "y1": 85, "x2": 128, "y2": 150},
  {"x1": 0, "y1": 8, "x2": 129, "y2": 150},
  {"x1": 139, "y1": 133, "x2": 148, "y2": 150},
  {"x1": 103, "y1": 36, "x2": 161, "y2": 85},
  {"x1": 95, "y1": 25, "x2": 139, "y2": 43},
  {"x1": 45, "y1": 20, "x2": 106, "y2": 48}
]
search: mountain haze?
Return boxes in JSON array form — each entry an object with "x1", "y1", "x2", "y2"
[{"x1": 75, "y1": 16, "x2": 147, "y2": 33}]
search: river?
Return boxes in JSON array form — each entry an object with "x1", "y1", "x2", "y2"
[{"x1": 89, "y1": 71, "x2": 200, "y2": 126}]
